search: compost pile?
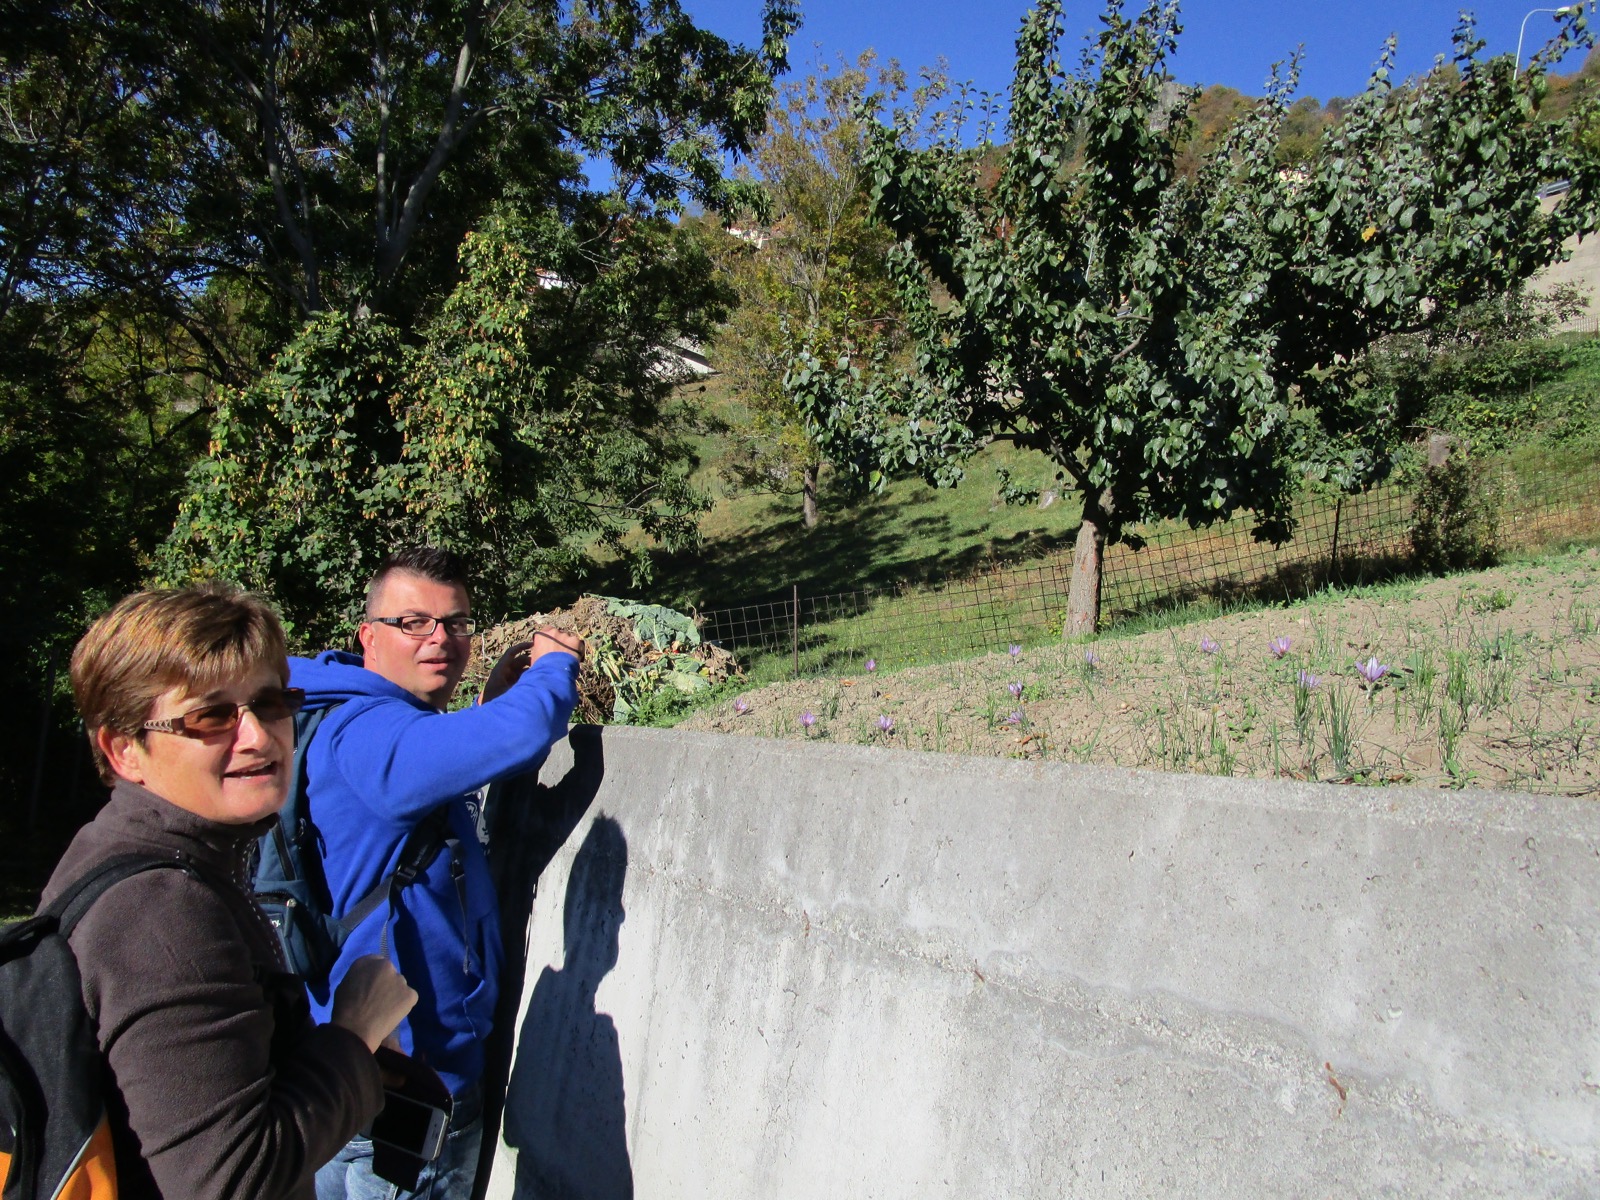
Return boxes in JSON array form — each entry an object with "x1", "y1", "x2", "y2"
[{"x1": 465, "y1": 595, "x2": 738, "y2": 723}]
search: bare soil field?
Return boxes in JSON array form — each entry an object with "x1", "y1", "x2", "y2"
[{"x1": 680, "y1": 546, "x2": 1600, "y2": 795}]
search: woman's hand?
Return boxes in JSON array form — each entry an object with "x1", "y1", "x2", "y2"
[{"x1": 330, "y1": 954, "x2": 418, "y2": 1053}]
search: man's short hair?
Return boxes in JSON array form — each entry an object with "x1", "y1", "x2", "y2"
[
  {"x1": 71, "y1": 584, "x2": 289, "y2": 784},
  {"x1": 364, "y1": 546, "x2": 469, "y2": 616}
]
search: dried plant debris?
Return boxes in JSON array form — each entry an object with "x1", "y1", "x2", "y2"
[{"x1": 467, "y1": 596, "x2": 739, "y2": 723}]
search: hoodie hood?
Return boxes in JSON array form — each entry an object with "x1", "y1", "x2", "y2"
[{"x1": 290, "y1": 650, "x2": 431, "y2": 713}]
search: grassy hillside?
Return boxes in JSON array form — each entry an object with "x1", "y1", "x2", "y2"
[
  {"x1": 584, "y1": 375, "x2": 1084, "y2": 611},
  {"x1": 579, "y1": 332, "x2": 1600, "y2": 617}
]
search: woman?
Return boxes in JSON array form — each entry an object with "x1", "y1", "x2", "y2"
[{"x1": 40, "y1": 584, "x2": 418, "y2": 1199}]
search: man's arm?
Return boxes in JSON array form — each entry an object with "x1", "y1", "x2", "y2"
[
  {"x1": 480, "y1": 629, "x2": 586, "y2": 704},
  {"x1": 324, "y1": 651, "x2": 581, "y2": 821}
]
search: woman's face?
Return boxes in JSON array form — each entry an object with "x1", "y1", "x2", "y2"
[{"x1": 100, "y1": 663, "x2": 294, "y2": 825}]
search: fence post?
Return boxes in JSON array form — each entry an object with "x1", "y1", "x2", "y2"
[
  {"x1": 1330, "y1": 497, "x2": 1344, "y2": 584},
  {"x1": 792, "y1": 585, "x2": 800, "y2": 678}
]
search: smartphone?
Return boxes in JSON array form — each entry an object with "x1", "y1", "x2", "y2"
[
  {"x1": 370, "y1": 1090, "x2": 449, "y2": 1161},
  {"x1": 369, "y1": 1046, "x2": 453, "y2": 1164}
]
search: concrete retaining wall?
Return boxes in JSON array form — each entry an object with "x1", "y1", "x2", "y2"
[{"x1": 483, "y1": 726, "x2": 1600, "y2": 1198}]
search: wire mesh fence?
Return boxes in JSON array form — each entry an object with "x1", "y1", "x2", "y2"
[{"x1": 698, "y1": 455, "x2": 1600, "y2": 678}]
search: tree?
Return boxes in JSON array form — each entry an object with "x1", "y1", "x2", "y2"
[
  {"x1": 2, "y1": 0, "x2": 799, "y2": 831},
  {"x1": 139, "y1": 0, "x2": 805, "y2": 639},
  {"x1": 704, "y1": 53, "x2": 910, "y2": 527},
  {"x1": 160, "y1": 212, "x2": 725, "y2": 645},
  {"x1": 157, "y1": 0, "x2": 796, "y2": 327},
  {"x1": 790, "y1": 0, "x2": 1600, "y2": 635},
  {"x1": 1364, "y1": 282, "x2": 1590, "y2": 454}
]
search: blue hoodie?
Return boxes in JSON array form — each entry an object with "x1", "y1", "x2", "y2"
[{"x1": 288, "y1": 649, "x2": 580, "y2": 1096}]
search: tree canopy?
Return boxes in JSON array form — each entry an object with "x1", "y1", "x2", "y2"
[
  {"x1": 701, "y1": 52, "x2": 911, "y2": 527},
  {"x1": 122, "y1": 0, "x2": 797, "y2": 637},
  {"x1": 1, "y1": 0, "x2": 798, "y2": 820},
  {"x1": 790, "y1": 0, "x2": 1600, "y2": 634}
]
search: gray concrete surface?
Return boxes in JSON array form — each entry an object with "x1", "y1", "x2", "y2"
[{"x1": 483, "y1": 726, "x2": 1600, "y2": 1198}]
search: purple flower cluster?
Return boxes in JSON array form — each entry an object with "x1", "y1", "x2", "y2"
[
  {"x1": 1199, "y1": 636, "x2": 1219, "y2": 655},
  {"x1": 1268, "y1": 636, "x2": 1292, "y2": 659},
  {"x1": 877, "y1": 714, "x2": 895, "y2": 734}
]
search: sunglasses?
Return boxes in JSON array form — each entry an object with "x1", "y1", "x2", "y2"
[{"x1": 141, "y1": 686, "x2": 306, "y2": 738}]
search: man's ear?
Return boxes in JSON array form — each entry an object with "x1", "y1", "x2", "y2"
[
  {"x1": 98, "y1": 726, "x2": 147, "y2": 784},
  {"x1": 357, "y1": 621, "x2": 376, "y2": 657}
]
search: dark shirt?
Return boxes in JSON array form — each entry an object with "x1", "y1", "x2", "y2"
[{"x1": 41, "y1": 780, "x2": 384, "y2": 1200}]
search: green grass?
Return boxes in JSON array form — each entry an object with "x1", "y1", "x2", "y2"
[
  {"x1": 584, "y1": 377, "x2": 1081, "y2": 610},
  {"x1": 586, "y1": 334, "x2": 1600, "y2": 627}
]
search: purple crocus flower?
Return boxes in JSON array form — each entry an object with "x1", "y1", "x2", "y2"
[
  {"x1": 865, "y1": 658, "x2": 877, "y2": 673},
  {"x1": 876, "y1": 714, "x2": 894, "y2": 734},
  {"x1": 1199, "y1": 636, "x2": 1219, "y2": 655},
  {"x1": 1008, "y1": 681, "x2": 1024, "y2": 700},
  {"x1": 1008, "y1": 644, "x2": 1022, "y2": 660},
  {"x1": 1083, "y1": 648, "x2": 1100, "y2": 668},
  {"x1": 800, "y1": 710, "x2": 816, "y2": 730},
  {"x1": 733, "y1": 697, "x2": 750, "y2": 715},
  {"x1": 1005, "y1": 709, "x2": 1026, "y2": 726},
  {"x1": 1356, "y1": 656, "x2": 1389, "y2": 685},
  {"x1": 1296, "y1": 670, "x2": 1321, "y2": 689},
  {"x1": 1268, "y1": 636, "x2": 1292, "y2": 658}
]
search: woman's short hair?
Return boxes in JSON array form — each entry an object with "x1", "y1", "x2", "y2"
[{"x1": 71, "y1": 584, "x2": 289, "y2": 784}]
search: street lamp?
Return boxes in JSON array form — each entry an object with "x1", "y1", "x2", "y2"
[{"x1": 1516, "y1": 5, "x2": 1581, "y2": 76}]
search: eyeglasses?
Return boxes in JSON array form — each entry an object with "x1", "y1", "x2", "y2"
[
  {"x1": 368, "y1": 615, "x2": 477, "y2": 638},
  {"x1": 142, "y1": 687, "x2": 306, "y2": 737}
]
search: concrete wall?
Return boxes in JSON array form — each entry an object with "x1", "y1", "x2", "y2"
[{"x1": 483, "y1": 726, "x2": 1600, "y2": 1198}]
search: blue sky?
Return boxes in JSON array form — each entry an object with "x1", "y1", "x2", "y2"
[{"x1": 686, "y1": 0, "x2": 1592, "y2": 105}]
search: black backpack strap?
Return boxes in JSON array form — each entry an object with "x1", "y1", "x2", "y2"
[
  {"x1": 271, "y1": 704, "x2": 338, "y2": 884},
  {"x1": 334, "y1": 807, "x2": 456, "y2": 956},
  {"x1": 48, "y1": 853, "x2": 201, "y2": 936}
]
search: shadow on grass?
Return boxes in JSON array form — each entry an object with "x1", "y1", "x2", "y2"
[
  {"x1": 1104, "y1": 549, "x2": 1422, "y2": 626},
  {"x1": 571, "y1": 485, "x2": 1080, "y2": 611}
]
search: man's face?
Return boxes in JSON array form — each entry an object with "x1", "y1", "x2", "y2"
[{"x1": 358, "y1": 571, "x2": 473, "y2": 709}]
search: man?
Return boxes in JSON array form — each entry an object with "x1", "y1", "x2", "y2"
[{"x1": 291, "y1": 546, "x2": 585, "y2": 1200}]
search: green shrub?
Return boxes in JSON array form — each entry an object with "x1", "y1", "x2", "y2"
[{"x1": 1410, "y1": 456, "x2": 1501, "y2": 573}]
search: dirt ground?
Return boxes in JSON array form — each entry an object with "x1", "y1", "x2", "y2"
[{"x1": 680, "y1": 547, "x2": 1600, "y2": 795}]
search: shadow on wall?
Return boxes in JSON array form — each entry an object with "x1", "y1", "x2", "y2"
[{"x1": 502, "y1": 813, "x2": 634, "y2": 1200}]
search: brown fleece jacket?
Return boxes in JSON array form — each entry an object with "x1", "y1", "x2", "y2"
[{"x1": 40, "y1": 781, "x2": 384, "y2": 1200}]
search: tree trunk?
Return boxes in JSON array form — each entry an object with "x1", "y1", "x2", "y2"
[
  {"x1": 801, "y1": 463, "x2": 819, "y2": 529},
  {"x1": 1065, "y1": 488, "x2": 1113, "y2": 637}
]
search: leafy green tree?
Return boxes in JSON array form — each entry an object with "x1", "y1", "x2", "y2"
[
  {"x1": 705, "y1": 53, "x2": 910, "y2": 527},
  {"x1": 1364, "y1": 283, "x2": 1589, "y2": 454},
  {"x1": 2, "y1": 0, "x2": 798, "y2": 831},
  {"x1": 140, "y1": 0, "x2": 798, "y2": 335},
  {"x1": 791, "y1": 0, "x2": 1600, "y2": 635},
  {"x1": 142, "y1": 0, "x2": 799, "y2": 639},
  {"x1": 160, "y1": 213, "x2": 720, "y2": 644}
]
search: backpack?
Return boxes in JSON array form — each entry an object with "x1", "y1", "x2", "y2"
[
  {"x1": 0, "y1": 854, "x2": 197, "y2": 1200},
  {"x1": 251, "y1": 703, "x2": 454, "y2": 985}
]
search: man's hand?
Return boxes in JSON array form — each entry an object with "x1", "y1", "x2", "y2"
[
  {"x1": 479, "y1": 627, "x2": 586, "y2": 704},
  {"x1": 528, "y1": 627, "x2": 586, "y2": 664},
  {"x1": 330, "y1": 954, "x2": 418, "y2": 1054}
]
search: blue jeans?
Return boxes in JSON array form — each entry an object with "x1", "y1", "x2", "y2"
[{"x1": 317, "y1": 1086, "x2": 483, "y2": 1200}]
